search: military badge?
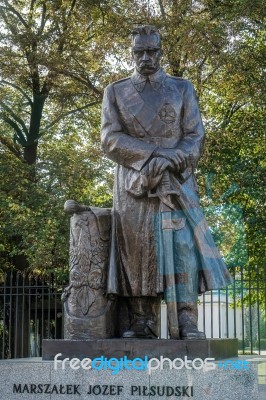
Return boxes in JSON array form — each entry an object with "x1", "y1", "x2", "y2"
[{"x1": 159, "y1": 103, "x2": 176, "y2": 124}]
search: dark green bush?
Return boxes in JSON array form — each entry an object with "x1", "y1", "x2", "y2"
[{"x1": 255, "y1": 339, "x2": 266, "y2": 350}]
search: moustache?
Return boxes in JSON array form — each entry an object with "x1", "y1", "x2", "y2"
[{"x1": 139, "y1": 62, "x2": 153, "y2": 67}]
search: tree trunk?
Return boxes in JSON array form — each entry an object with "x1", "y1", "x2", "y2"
[{"x1": 23, "y1": 142, "x2": 38, "y2": 165}]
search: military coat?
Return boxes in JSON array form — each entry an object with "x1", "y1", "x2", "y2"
[{"x1": 101, "y1": 68, "x2": 232, "y2": 297}]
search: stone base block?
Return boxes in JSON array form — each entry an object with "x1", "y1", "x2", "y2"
[
  {"x1": 0, "y1": 356, "x2": 263, "y2": 400},
  {"x1": 42, "y1": 338, "x2": 238, "y2": 360}
]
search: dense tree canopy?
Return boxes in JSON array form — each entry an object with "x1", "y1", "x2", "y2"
[{"x1": 0, "y1": 0, "x2": 265, "y2": 287}]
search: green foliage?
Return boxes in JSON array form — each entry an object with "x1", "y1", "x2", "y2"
[
  {"x1": 238, "y1": 339, "x2": 246, "y2": 350},
  {"x1": 0, "y1": 110, "x2": 113, "y2": 276},
  {"x1": 255, "y1": 339, "x2": 266, "y2": 350},
  {"x1": 0, "y1": 0, "x2": 116, "y2": 276}
]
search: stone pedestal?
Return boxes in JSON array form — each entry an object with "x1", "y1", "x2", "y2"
[
  {"x1": 42, "y1": 338, "x2": 238, "y2": 360},
  {"x1": 0, "y1": 356, "x2": 264, "y2": 400}
]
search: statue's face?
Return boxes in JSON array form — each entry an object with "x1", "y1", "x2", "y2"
[{"x1": 132, "y1": 34, "x2": 162, "y2": 75}]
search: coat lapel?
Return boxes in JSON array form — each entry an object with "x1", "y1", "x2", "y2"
[{"x1": 115, "y1": 69, "x2": 169, "y2": 137}]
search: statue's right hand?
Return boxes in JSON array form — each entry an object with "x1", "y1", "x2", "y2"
[{"x1": 148, "y1": 157, "x2": 174, "y2": 176}]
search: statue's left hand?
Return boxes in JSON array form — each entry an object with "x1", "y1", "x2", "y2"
[
  {"x1": 148, "y1": 157, "x2": 174, "y2": 176},
  {"x1": 64, "y1": 200, "x2": 90, "y2": 214}
]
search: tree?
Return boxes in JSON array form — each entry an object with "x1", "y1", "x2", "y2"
[
  {"x1": 0, "y1": 0, "x2": 117, "y2": 273},
  {"x1": 0, "y1": 0, "x2": 265, "y2": 287},
  {"x1": 0, "y1": 0, "x2": 109, "y2": 165}
]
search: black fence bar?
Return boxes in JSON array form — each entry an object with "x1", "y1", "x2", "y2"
[
  {"x1": 48, "y1": 278, "x2": 51, "y2": 339},
  {"x1": 248, "y1": 267, "x2": 253, "y2": 354},
  {"x1": 8, "y1": 271, "x2": 12, "y2": 358},
  {"x1": 0, "y1": 269, "x2": 266, "y2": 359},
  {"x1": 203, "y1": 292, "x2": 206, "y2": 334},
  {"x1": 28, "y1": 275, "x2": 31, "y2": 356},
  {"x1": 233, "y1": 268, "x2": 236, "y2": 338},
  {"x1": 54, "y1": 281, "x2": 58, "y2": 339},
  {"x1": 225, "y1": 285, "x2": 229, "y2": 338},
  {"x1": 241, "y1": 266, "x2": 245, "y2": 353},
  {"x1": 218, "y1": 288, "x2": 221, "y2": 338},
  {"x1": 14, "y1": 273, "x2": 19, "y2": 358},
  {"x1": 41, "y1": 276, "x2": 44, "y2": 347},
  {"x1": 2, "y1": 272, "x2": 6, "y2": 359},
  {"x1": 21, "y1": 273, "x2": 25, "y2": 356},
  {"x1": 33, "y1": 275, "x2": 38, "y2": 356},
  {"x1": 256, "y1": 264, "x2": 260, "y2": 353},
  {"x1": 210, "y1": 290, "x2": 213, "y2": 338}
]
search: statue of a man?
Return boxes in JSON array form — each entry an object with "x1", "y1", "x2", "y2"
[{"x1": 101, "y1": 25, "x2": 232, "y2": 339}]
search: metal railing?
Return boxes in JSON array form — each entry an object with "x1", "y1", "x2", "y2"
[
  {"x1": 0, "y1": 271, "x2": 65, "y2": 358},
  {"x1": 0, "y1": 267, "x2": 265, "y2": 359}
]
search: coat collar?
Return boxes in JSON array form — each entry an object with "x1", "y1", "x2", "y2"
[{"x1": 131, "y1": 68, "x2": 167, "y2": 92}]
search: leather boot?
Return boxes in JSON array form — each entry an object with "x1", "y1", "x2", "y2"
[
  {"x1": 177, "y1": 302, "x2": 206, "y2": 340},
  {"x1": 122, "y1": 297, "x2": 160, "y2": 339}
]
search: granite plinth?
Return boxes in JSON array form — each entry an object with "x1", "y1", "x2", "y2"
[
  {"x1": 0, "y1": 356, "x2": 264, "y2": 400},
  {"x1": 42, "y1": 338, "x2": 238, "y2": 360}
]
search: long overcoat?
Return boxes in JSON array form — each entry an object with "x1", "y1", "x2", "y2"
[{"x1": 101, "y1": 68, "x2": 232, "y2": 297}]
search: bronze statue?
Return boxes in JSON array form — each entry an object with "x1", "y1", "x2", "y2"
[{"x1": 101, "y1": 25, "x2": 232, "y2": 340}]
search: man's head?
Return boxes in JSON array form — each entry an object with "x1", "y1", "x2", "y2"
[{"x1": 131, "y1": 25, "x2": 162, "y2": 76}]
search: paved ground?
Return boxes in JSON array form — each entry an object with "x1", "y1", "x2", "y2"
[{"x1": 242, "y1": 356, "x2": 266, "y2": 400}]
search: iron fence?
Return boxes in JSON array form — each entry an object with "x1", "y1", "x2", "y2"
[
  {"x1": 0, "y1": 271, "x2": 65, "y2": 358},
  {"x1": 0, "y1": 267, "x2": 265, "y2": 359}
]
